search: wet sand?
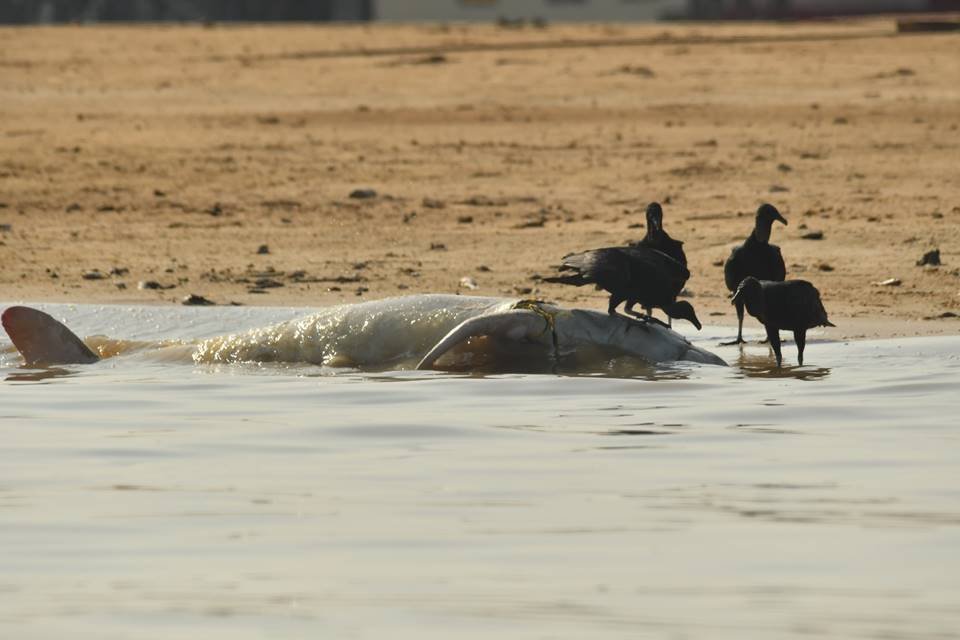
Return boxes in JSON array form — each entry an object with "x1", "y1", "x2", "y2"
[{"x1": 1, "y1": 19, "x2": 959, "y2": 339}]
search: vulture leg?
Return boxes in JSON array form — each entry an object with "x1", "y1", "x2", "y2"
[
  {"x1": 765, "y1": 324, "x2": 783, "y2": 367},
  {"x1": 720, "y1": 301, "x2": 747, "y2": 346},
  {"x1": 626, "y1": 314, "x2": 669, "y2": 330},
  {"x1": 794, "y1": 329, "x2": 806, "y2": 367},
  {"x1": 623, "y1": 303, "x2": 654, "y2": 324},
  {"x1": 607, "y1": 294, "x2": 626, "y2": 317}
]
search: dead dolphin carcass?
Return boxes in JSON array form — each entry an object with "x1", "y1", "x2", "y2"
[{"x1": 2, "y1": 295, "x2": 725, "y2": 371}]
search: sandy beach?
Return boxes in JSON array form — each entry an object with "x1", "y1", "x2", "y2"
[{"x1": 1, "y1": 18, "x2": 958, "y2": 339}]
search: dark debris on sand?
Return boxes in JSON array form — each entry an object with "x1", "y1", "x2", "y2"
[
  {"x1": 349, "y1": 188, "x2": 378, "y2": 200},
  {"x1": 917, "y1": 249, "x2": 941, "y2": 266},
  {"x1": 182, "y1": 294, "x2": 215, "y2": 306},
  {"x1": 139, "y1": 280, "x2": 176, "y2": 290}
]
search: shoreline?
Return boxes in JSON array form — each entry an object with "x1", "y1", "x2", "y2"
[
  {"x1": 2, "y1": 296, "x2": 956, "y2": 343},
  {"x1": 2, "y1": 20, "x2": 959, "y2": 336}
]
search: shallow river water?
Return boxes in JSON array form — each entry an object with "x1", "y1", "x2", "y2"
[{"x1": 2, "y1": 303, "x2": 959, "y2": 639}]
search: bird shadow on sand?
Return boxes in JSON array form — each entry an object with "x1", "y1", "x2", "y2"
[{"x1": 731, "y1": 350, "x2": 832, "y2": 381}]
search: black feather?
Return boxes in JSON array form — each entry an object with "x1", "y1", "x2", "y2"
[
  {"x1": 732, "y1": 277, "x2": 833, "y2": 366},
  {"x1": 546, "y1": 245, "x2": 690, "y2": 319},
  {"x1": 630, "y1": 202, "x2": 687, "y2": 267},
  {"x1": 723, "y1": 203, "x2": 788, "y2": 343}
]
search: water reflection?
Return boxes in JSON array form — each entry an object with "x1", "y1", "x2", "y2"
[
  {"x1": 605, "y1": 428, "x2": 672, "y2": 436},
  {"x1": 320, "y1": 356, "x2": 696, "y2": 382},
  {"x1": 732, "y1": 351, "x2": 832, "y2": 381},
  {"x1": 5, "y1": 366, "x2": 79, "y2": 383}
]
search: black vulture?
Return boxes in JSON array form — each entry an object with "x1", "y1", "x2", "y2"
[
  {"x1": 544, "y1": 245, "x2": 702, "y2": 330},
  {"x1": 731, "y1": 277, "x2": 834, "y2": 367},
  {"x1": 632, "y1": 202, "x2": 687, "y2": 267},
  {"x1": 723, "y1": 203, "x2": 788, "y2": 344}
]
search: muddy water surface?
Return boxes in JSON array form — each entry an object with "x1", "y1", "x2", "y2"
[{"x1": 2, "y1": 304, "x2": 959, "y2": 639}]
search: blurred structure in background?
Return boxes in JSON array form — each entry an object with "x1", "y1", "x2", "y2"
[
  {"x1": 1, "y1": 0, "x2": 958, "y2": 23},
  {"x1": 683, "y1": 0, "x2": 960, "y2": 18},
  {"x1": 0, "y1": 0, "x2": 370, "y2": 22},
  {"x1": 377, "y1": 0, "x2": 959, "y2": 21},
  {"x1": 377, "y1": 0, "x2": 684, "y2": 22}
]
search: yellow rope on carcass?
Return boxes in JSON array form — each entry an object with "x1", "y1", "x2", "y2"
[{"x1": 512, "y1": 299, "x2": 559, "y2": 357}]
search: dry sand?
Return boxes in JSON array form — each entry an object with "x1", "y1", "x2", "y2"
[{"x1": 1, "y1": 19, "x2": 959, "y2": 340}]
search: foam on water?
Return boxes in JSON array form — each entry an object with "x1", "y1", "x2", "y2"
[{"x1": 2, "y1": 303, "x2": 959, "y2": 639}]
